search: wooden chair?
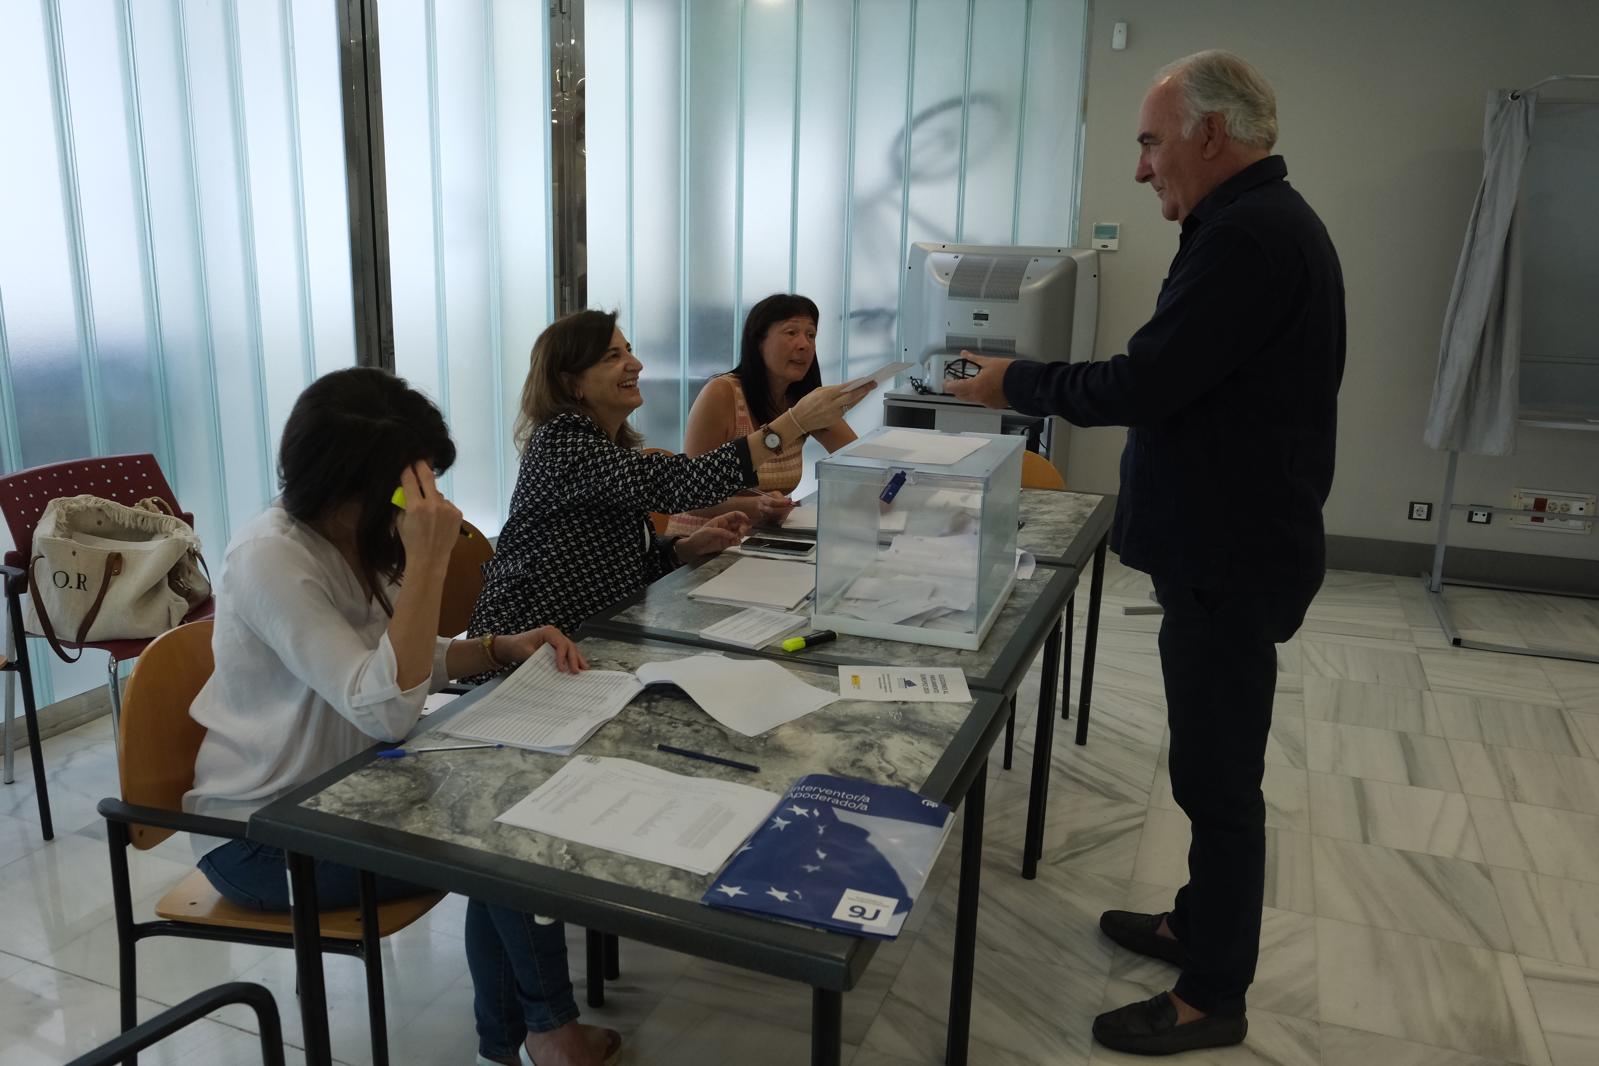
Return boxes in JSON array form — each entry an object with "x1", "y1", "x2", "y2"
[
  {"x1": 98, "y1": 620, "x2": 443, "y2": 1066},
  {"x1": 1021, "y1": 449, "x2": 1067, "y2": 491},
  {"x1": 438, "y1": 519, "x2": 493, "y2": 638},
  {"x1": 0, "y1": 454, "x2": 216, "y2": 839}
]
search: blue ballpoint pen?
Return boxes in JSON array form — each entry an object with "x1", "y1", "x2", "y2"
[{"x1": 376, "y1": 742, "x2": 503, "y2": 759}]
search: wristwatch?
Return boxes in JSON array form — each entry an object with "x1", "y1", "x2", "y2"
[{"x1": 760, "y1": 422, "x2": 786, "y2": 454}]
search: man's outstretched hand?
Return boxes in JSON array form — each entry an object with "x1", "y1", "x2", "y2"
[{"x1": 942, "y1": 351, "x2": 1014, "y2": 409}]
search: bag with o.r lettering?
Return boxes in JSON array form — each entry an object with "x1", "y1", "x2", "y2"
[{"x1": 24, "y1": 494, "x2": 210, "y2": 662}]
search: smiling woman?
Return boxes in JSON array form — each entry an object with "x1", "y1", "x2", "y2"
[
  {"x1": 468, "y1": 309, "x2": 873, "y2": 644},
  {"x1": 667, "y1": 293, "x2": 862, "y2": 535}
]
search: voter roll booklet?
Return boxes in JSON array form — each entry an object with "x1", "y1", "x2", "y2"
[{"x1": 701, "y1": 774, "x2": 953, "y2": 939}]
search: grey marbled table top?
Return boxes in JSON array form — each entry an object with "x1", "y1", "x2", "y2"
[
  {"x1": 1017, "y1": 489, "x2": 1112, "y2": 566},
  {"x1": 297, "y1": 636, "x2": 993, "y2": 906},
  {"x1": 589, "y1": 551, "x2": 1075, "y2": 692}
]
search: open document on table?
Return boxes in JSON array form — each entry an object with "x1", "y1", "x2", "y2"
[
  {"x1": 496, "y1": 756, "x2": 780, "y2": 875},
  {"x1": 440, "y1": 645, "x2": 640, "y2": 754},
  {"x1": 444, "y1": 647, "x2": 838, "y2": 745}
]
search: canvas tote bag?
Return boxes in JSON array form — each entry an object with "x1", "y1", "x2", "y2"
[{"x1": 24, "y1": 494, "x2": 211, "y2": 661}]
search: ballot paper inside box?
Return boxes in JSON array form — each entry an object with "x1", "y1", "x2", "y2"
[{"x1": 812, "y1": 427, "x2": 1022, "y2": 650}]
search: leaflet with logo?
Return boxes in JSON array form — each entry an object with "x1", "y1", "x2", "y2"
[{"x1": 701, "y1": 773, "x2": 953, "y2": 939}]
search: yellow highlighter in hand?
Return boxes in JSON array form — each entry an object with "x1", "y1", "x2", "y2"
[{"x1": 391, "y1": 487, "x2": 473, "y2": 538}]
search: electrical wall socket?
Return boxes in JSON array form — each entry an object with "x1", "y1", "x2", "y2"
[
  {"x1": 1467, "y1": 508, "x2": 1492, "y2": 525},
  {"x1": 1509, "y1": 487, "x2": 1596, "y2": 534},
  {"x1": 1408, "y1": 501, "x2": 1432, "y2": 521}
]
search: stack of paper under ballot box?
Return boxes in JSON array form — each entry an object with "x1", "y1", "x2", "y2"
[{"x1": 812, "y1": 427, "x2": 1022, "y2": 650}]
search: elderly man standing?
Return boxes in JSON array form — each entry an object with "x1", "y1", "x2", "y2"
[{"x1": 948, "y1": 51, "x2": 1344, "y2": 1055}]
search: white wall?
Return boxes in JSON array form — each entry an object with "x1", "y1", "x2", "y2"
[{"x1": 1067, "y1": 0, "x2": 1599, "y2": 563}]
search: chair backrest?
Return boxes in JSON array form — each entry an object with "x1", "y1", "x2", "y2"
[
  {"x1": 641, "y1": 448, "x2": 675, "y2": 534},
  {"x1": 0, "y1": 454, "x2": 190, "y2": 570},
  {"x1": 118, "y1": 619, "x2": 214, "y2": 849},
  {"x1": 1021, "y1": 450, "x2": 1066, "y2": 491},
  {"x1": 438, "y1": 519, "x2": 494, "y2": 638}
]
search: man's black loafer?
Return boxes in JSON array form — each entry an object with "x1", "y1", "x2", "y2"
[
  {"x1": 1093, "y1": 993, "x2": 1248, "y2": 1055},
  {"x1": 1099, "y1": 910, "x2": 1187, "y2": 967}
]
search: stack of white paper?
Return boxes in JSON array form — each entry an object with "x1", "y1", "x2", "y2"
[
  {"x1": 441, "y1": 646, "x2": 642, "y2": 754},
  {"x1": 496, "y1": 756, "x2": 780, "y2": 875},
  {"x1": 781, "y1": 505, "x2": 907, "y2": 535},
  {"x1": 688, "y1": 556, "x2": 816, "y2": 611},
  {"x1": 850, "y1": 429, "x2": 987, "y2": 465},
  {"x1": 636, "y1": 654, "x2": 836, "y2": 735},
  {"x1": 700, "y1": 607, "x2": 809, "y2": 649}
]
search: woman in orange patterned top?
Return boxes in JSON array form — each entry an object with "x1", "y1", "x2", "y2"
[{"x1": 667, "y1": 294, "x2": 859, "y2": 535}]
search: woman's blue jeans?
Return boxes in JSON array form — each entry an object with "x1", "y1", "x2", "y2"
[{"x1": 199, "y1": 840, "x2": 580, "y2": 1059}]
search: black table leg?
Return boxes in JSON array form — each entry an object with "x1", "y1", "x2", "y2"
[
  {"x1": 1075, "y1": 538, "x2": 1107, "y2": 745},
  {"x1": 603, "y1": 932, "x2": 620, "y2": 980},
  {"x1": 1001, "y1": 699, "x2": 1015, "y2": 771},
  {"x1": 1023, "y1": 622, "x2": 1061, "y2": 880},
  {"x1": 945, "y1": 767, "x2": 986, "y2": 1066},
  {"x1": 287, "y1": 850, "x2": 333, "y2": 1066},
  {"x1": 585, "y1": 928, "x2": 605, "y2": 1007},
  {"x1": 1059, "y1": 593, "x2": 1074, "y2": 744},
  {"x1": 811, "y1": 987, "x2": 842, "y2": 1066}
]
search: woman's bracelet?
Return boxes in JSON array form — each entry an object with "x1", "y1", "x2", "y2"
[{"x1": 480, "y1": 632, "x2": 505, "y2": 670}]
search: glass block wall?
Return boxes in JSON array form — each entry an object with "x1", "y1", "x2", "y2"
[
  {"x1": 0, "y1": 0, "x2": 355, "y2": 704},
  {"x1": 584, "y1": 0, "x2": 1088, "y2": 452}
]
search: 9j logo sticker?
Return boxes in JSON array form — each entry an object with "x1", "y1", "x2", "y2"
[{"x1": 833, "y1": 888, "x2": 899, "y2": 931}]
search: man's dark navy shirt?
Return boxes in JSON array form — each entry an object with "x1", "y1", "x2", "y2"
[{"x1": 1005, "y1": 155, "x2": 1345, "y2": 588}]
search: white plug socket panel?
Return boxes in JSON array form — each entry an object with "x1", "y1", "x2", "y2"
[{"x1": 1509, "y1": 487, "x2": 1596, "y2": 534}]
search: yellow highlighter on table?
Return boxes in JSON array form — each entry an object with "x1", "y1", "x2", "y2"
[{"x1": 391, "y1": 487, "x2": 473, "y2": 538}]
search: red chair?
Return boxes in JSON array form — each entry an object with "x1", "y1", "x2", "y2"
[{"x1": 0, "y1": 454, "x2": 215, "y2": 841}]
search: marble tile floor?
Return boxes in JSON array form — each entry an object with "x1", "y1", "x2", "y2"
[{"x1": 2, "y1": 561, "x2": 1598, "y2": 1064}]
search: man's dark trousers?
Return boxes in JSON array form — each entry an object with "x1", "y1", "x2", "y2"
[{"x1": 1153, "y1": 573, "x2": 1321, "y2": 1017}]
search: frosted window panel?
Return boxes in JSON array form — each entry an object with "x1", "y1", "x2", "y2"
[
  {"x1": 59, "y1": 2, "x2": 167, "y2": 461},
  {"x1": 737, "y1": 0, "x2": 798, "y2": 313},
  {"x1": 181, "y1": 0, "x2": 277, "y2": 522},
  {"x1": 958, "y1": 0, "x2": 1027, "y2": 244},
  {"x1": 792, "y1": 0, "x2": 853, "y2": 384},
  {"x1": 0, "y1": 0, "x2": 96, "y2": 467},
  {"x1": 436, "y1": 3, "x2": 499, "y2": 529},
  {"x1": 379, "y1": 0, "x2": 446, "y2": 414},
  {"x1": 234, "y1": 2, "x2": 318, "y2": 455},
  {"x1": 1014, "y1": 0, "x2": 1085, "y2": 244},
  {"x1": 584, "y1": 0, "x2": 631, "y2": 320},
  {"x1": 628, "y1": 0, "x2": 685, "y2": 452},
  {"x1": 682, "y1": 0, "x2": 740, "y2": 413},
  {"x1": 844, "y1": 0, "x2": 912, "y2": 378},
  {"x1": 289, "y1": 0, "x2": 358, "y2": 380},
  {"x1": 492, "y1": 0, "x2": 554, "y2": 520},
  {"x1": 902, "y1": 0, "x2": 966, "y2": 249},
  {"x1": 125, "y1": 3, "x2": 229, "y2": 556}
]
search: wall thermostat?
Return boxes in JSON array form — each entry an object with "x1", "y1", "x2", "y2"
[{"x1": 1092, "y1": 223, "x2": 1120, "y2": 251}]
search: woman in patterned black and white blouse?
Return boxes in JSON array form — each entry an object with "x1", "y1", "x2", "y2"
[{"x1": 469, "y1": 310, "x2": 872, "y2": 640}]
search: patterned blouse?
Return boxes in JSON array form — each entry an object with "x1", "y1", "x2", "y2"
[
  {"x1": 468, "y1": 412, "x2": 756, "y2": 639},
  {"x1": 666, "y1": 374, "x2": 804, "y2": 536}
]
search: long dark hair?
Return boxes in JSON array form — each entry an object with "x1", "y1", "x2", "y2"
[
  {"x1": 734, "y1": 294, "x2": 822, "y2": 427},
  {"x1": 278, "y1": 367, "x2": 456, "y2": 613},
  {"x1": 515, "y1": 309, "x2": 642, "y2": 451}
]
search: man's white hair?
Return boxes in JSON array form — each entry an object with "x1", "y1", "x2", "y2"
[{"x1": 1158, "y1": 50, "x2": 1278, "y2": 150}]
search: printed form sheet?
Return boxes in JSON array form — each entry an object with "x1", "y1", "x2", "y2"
[{"x1": 496, "y1": 756, "x2": 779, "y2": 875}]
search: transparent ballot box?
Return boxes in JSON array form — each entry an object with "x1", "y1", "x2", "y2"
[{"x1": 812, "y1": 428, "x2": 1023, "y2": 650}]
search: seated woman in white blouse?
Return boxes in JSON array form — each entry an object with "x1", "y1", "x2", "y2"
[{"x1": 185, "y1": 368, "x2": 616, "y2": 1066}]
